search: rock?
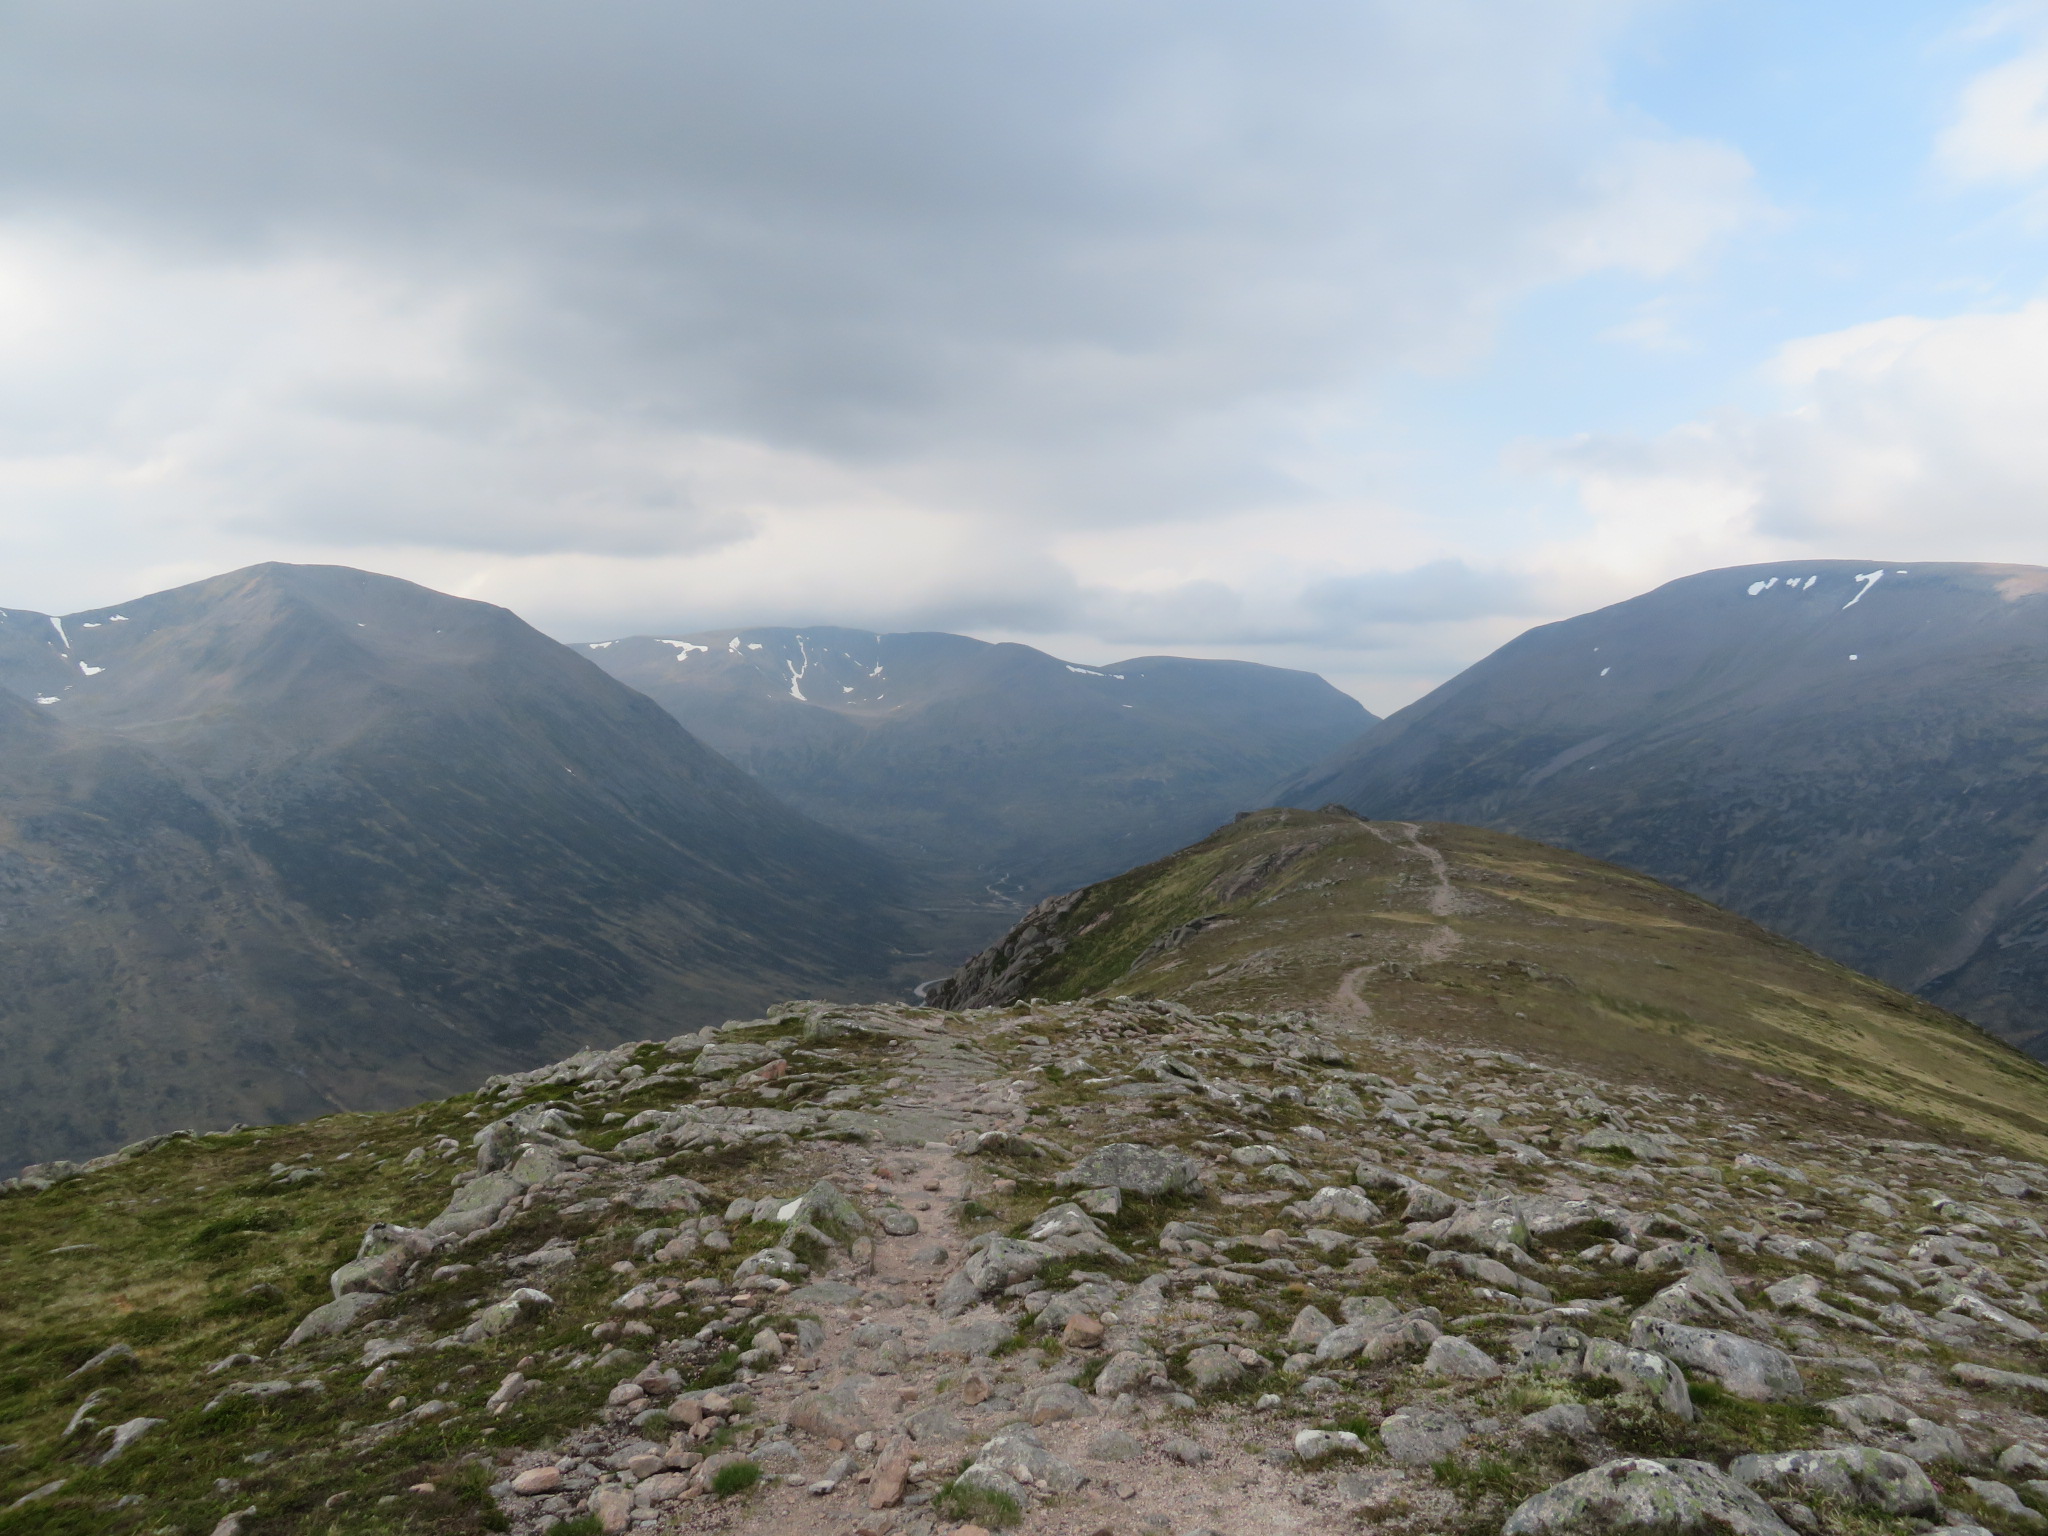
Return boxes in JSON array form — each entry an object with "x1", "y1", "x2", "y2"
[
  {"x1": 939, "y1": 1236, "x2": 1056, "y2": 1315},
  {"x1": 1582, "y1": 1339, "x2": 1693, "y2": 1420},
  {"x1": 67, "y1": 1343, "x2": 137, "y2": 1379},
  {"x1": 426, "y1": 1170, "x2": 525, "y2": 1238},
  {"x1": 1963, "y1": 1478, "x2": 2044, "y2": 1528},
  {"x1": 97, "y1": 1416, "x2": 163, "y2": 1463},
  {"x1": 926, "y1": 1317, "x2": 1015, "y2": 1359},
  {"x1": 1184, "y1": 1344, "x2": 1248, "y2": 1395},
  {"x1": 1303, "y1": 1185, "x2": 1382, "y2": 1224},
  {"x1": 1730, "y1": 1448, "x2": 1939, "y2": 1517},
  {"x1": 1058, "y1": 1142, "x2": 1204, "y2": 1198},
  {"x1": 1164, "y1": 1436, "x2": 1208, "y2": 1466},
  {"x1": 879, "y1": 1210, "x2": 921, "y2": 1236},
  {"x1": 458, "y1": 1287, "x2": 552, "y2": 1343},
  {"x1": 1577, "y1": 1128, "x2": 1679, "y2": 1163},
  {"x1": 510, "y1": 1467, "x2": 562, "y2": 1494},
  {"x1": 1954, "y1": 1362, "x2": 2048, "y2": 1395},
  {"x1": 1062, "y1": 1314, "x2": 1106, "y2": 1350},
  {"x1": 774, "y1": 1180, "x2": 868, "y2": 1244},
  {"x1": 1378, "y1": 1407, "x2": 1470, "y2": 1465},
  {"x1": 1522, "y1": 1403, "x2": 1595, "y2": 1437},
  {"x1": 967, "y1": 1426, "x2": 1086, "y2": 1494},
  {"x1": 1424, "y1": 1336, "x2": 1501, "y2": 1379},
  {"x1": 734, "y1": 1246, "x2": 805, "y2": 1281},
  {"x1": 1901, "y1": 1418, "x2": 1970, "y2": 1465},
  {"x1": 1823, "y1": 1393, "x2": 1913, "y2": 1440},
  {"x1": 283, "y1": 1291, "x2": 386, "y2": 1348},
  {"x1": 1315, "y1": 1312, "x2": 1440, "y2": 1364},
  {"x1": 869, "y1": 1436, "x2": 914, "y2": 1509},
  {"x1": 330, "y1": 1223, "x2": 437, "y2": 1298},
  {"x1": 1505, "y1": 1458, "x2": 1797, "y2": 1535},
  {"x1": 1094, "y1": 1350, "x2": 1164, "y2": 1398},
  {"x1": 588, "y1": 1484, "x2": 634, "y2": 1533},
  {"x1": 1634, "y1": 1266, "x2": 1751, "y2": 1325},
  {"x1": 2001, "y1": 1444, "x2": 2048, "y2": 1478},
  {"x1": 1295, "y1": 1429, "x2": 1367, "y2": 1462},
  {"x1": 1027, "y1": 1383, "x2": 1096, "y2": 1424},
  {"x1": 1286, "y1": 1305, "x2": 1336, "y2": 1348},
  {"x1": 951, "y1": 1463, "x2": 1031, "y2": 1511},
  {"x1": 1629, "y1": 1318, "x2": 1804, "y2": 1401},
  {"x1": 1077, "y1": 1186, "x2": 1122, "y2": 1216},
  {"x1": 1424, "y1": 1196, "x2": 1533, "y2": 1257},
  {"x1": 634, "y1": 1472, "x2": 693, "y2": 1506}
]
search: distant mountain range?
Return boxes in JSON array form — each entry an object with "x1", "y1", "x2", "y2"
[
  {"x1": 1281, "y1": 560, "x2": 2048, "y2": 1057},
  {"x1": 0, "y1": 564, "x2": 907, "y2": 1170},
  {"x1": 580, "y1": 626, "x2": 1373, "y2": 950}
]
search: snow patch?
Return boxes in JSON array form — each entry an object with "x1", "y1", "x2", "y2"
[
  {"x1": 727, "y1": 636, "x2": 742, "y2": 653},
  {"x1": 1599, "y1": 667, "x2": 1611, "y2": 677},
  {"x1": 78, "y1": 662, "x2": 103, "y2": 676},
  {"x1": 1849, "y1": 654, "x2": 1860, "y2": 661},
  {"x1": 109, "y1": 614, "x2": 128, "y2": 622},
  {"x1": 586, "y1": 641, "x2": 616, "y2": 650},
  {"x1": 48, "y1": 616, "x2": 68, "y2": 649},
  {"x1": 659, "y1": 640, "x2": 709, "y2": 657},
  {"x1": 1066, "y1": 664, "x2": 1105, "y2": 676},
  {"x1": 34, "y1": 695, "x2": 58, "y2": 705},
  {"x1": 1843, "y1": 569, "x2": 1885, "y2": 608},
  {"x1": 747, "y1": 642, "x2": 762, "y2": 650},
  {"x1": 81, "y1": 621, "x2": 101, "y2": 628},
  {"x1": 1746, "y1": 577, "x2": 1779, "y2": 596}
]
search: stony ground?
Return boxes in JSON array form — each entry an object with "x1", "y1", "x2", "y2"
[{"x1": 13, "y1": 992, "x2": 2048, "y2": 1536}]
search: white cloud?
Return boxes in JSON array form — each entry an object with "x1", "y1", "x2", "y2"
[
  {"x1": 1532, "y1": 297, "x2": 2048, "y2": 587},
  {"x1": 1939, "y1": 10, "x2": 2048, "y2": 183}
]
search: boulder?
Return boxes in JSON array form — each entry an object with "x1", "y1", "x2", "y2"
[
  {"x1": 283, "y1": 1291, "x2": 386, "y2": 1348},
  {"x1": 1505, "y1": 1458, "x2": 1796, "y2": 1535},
  {"x1": 1302, "y1": 1186, "x2": 1382, "y2": 1225},
  {"x1": 966, "y1": 1426, "x2": 1087, "y2": 1494},
  {"x1": 1025, "y1": 1203, "x2": 1131, "y2": 1262},
  {"x1": 1058, "y1": 1143, "x2": 1204, "y2": 1199},
  {"x1": 426, "y1": 1171, "x2": 525, "y2": 1238},
  {"x1": 1184, "y1": 1345, "x2": 1248, "y2": 1395},
  {"x1": 1378, "y1": 1407, "x2": 1470, "y2": 1466},
  {"x1": 457, "y1": 1287, "x2": 553, "y2": 1344},
  {"x1": 1582, "y1": 1339, "x2": 1693, "y2": 1420},
  {"x1": 1025, "y1": 1383, "x2": 1095, "y2": 1425},
  {"x1": 1424, "y1": 1336, "x2": 1501, "y2": 1380},
  {"x1": 1729, "y1": 1448, "x2": 1939, "y2": 1517},
  {"x1": 1093, "y1": 1350, "x2": 1164, "y2": 1398},
  {"x1": 772, "y1": 1180, "x2": 867, "y2": 1244},
  {"x1": 330, "y1": 1224, "x2": 437, "y2": 1299},
  {"x1": 1629, "y1": 1318, "x2": 1803, "y2": 1402}
]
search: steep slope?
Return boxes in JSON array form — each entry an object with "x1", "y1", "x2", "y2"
[
  {"x1": 1280, "y1": 560, "x2": 2048, "y2": 1057},
  {"x1": 581, "y1": 626, "x2": 1373, "y2": 953},
  {"x1": 0, "y1": 565, "x2": 906, "y2": 1172},
  {"x1": 928, "y1": 807, "x2": 2048, "y2": 1157}
]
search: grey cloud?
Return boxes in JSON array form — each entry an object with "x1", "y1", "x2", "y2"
[{"x1": 0, "y1": 0, "x2": 1722, "y2": 553}]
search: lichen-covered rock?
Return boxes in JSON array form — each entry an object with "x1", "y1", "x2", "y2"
[
  {"x1": 457, "y1": 1287, "x2": 552, "y2": 1343},
  {"x1": 1057, "y1": 1142, "x2": 1204, "y2": 1198},
  {"x1": 1729, "y1": 1447, "x2": 1939, "y2": 1517},
  {"x1": 1093, "y1": 1350, "x2": 1165, "y2": 1398},
  {"x1": 1629, "y1": 1318, "x2": 1803, "y2": 1401},
  {"x1": 1504, "y1": 1457, "x2": 1798, "y2": 1535},
  {"x1": 1377, "y1": 1406, "x2": 1469, "y2": 1465},
  {"x1": 965, "y1": 1426, "x2": 1086, "y2": 1494},
  {"x1": 1302, "y1": 1186, "x2": 1381, "y2": 1224},
  {"x1": 1582, "y1": 1338, "x2": 1693, "y2": 1419},
  {"x1": 1184, "y1": 1344, "x2": 1248, "y2": 1394},
  {"x1": 772, "y1": 1180, "x2": 867, "y2": 1243}
]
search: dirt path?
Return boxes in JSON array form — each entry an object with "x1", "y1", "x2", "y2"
[{"x1": 1328, "y1": 823, "x2": 1464, "y2": 1020}]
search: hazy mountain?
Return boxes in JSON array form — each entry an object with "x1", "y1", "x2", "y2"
[
  {"x1": 1279, "y1": 559, "x2": 2048, "y2": 1056},
  {"x1": 0, "y1": 564, "x2": 906, "y2": 1170},
  {"x1": 579, "y1": 626, "x2": 1373, "y2": 953},
  {"x1": 929, "y1": 806, "x2": 2048, "y2": 1152}
]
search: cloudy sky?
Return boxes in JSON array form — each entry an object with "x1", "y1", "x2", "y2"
[{"x1": 2, "y1": 1, "x2": 2045, "y2": 711}]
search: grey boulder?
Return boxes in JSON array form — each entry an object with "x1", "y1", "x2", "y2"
[
  {"x1": 1629, "y1": 1318, "x2": 1803, "y2": 1401},
  {"x1": 1504, "y1": 1457, "x2": 1797, "y2": 1535},
  {"x1": 1057, "y1": 1143, "x2": 1203, "y2": 1199},
  {"x1": 1730, "y1": 1448, "x2": 1939, "y2": 1517}
]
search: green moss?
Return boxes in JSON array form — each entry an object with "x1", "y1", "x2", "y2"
[{"x1": 935, "y1": 1478, "x2": 1023, "y2": 1529}]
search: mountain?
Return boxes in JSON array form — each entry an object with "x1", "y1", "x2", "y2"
[
  {"x1": 578, "y1": 626, "x2": 1373, "y2": 952},
  {"x1": 11, "y1": 838, "x2": 2048, "y2": 1533},
  {"x1": 929, "y1": 806, "x2": 2048, "y2": 1154},
  {"x1": 0, "y1": 564, "x2": 906, "y2": 1172},
  {"x1": 1279, "y1": 560, "x2": 2048, "y2": 1058}
]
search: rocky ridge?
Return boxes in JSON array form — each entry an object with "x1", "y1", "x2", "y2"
[{"x1": 12, "y1": 991, "x2": 2048, "y2": 1535}]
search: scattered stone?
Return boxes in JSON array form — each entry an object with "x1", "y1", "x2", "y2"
[
  {"x1": 1504, "y1": 1457, "x2": 1797, "y2": 1535},
  {"x1": 1058, "y1": 1143, "x2": 1204, "y2": 1198}
]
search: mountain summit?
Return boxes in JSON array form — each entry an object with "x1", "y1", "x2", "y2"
[
  {"x1": 1281, "y1": 560, "x2": 2048, "y2": 1055},
  {"x1": 0, "y1": 564, "x2": 905, "y2": 1171}
]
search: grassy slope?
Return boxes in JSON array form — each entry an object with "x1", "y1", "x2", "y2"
[{"x1": 978, "y1": 808, "x2": 2048, "y2": 1160}]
